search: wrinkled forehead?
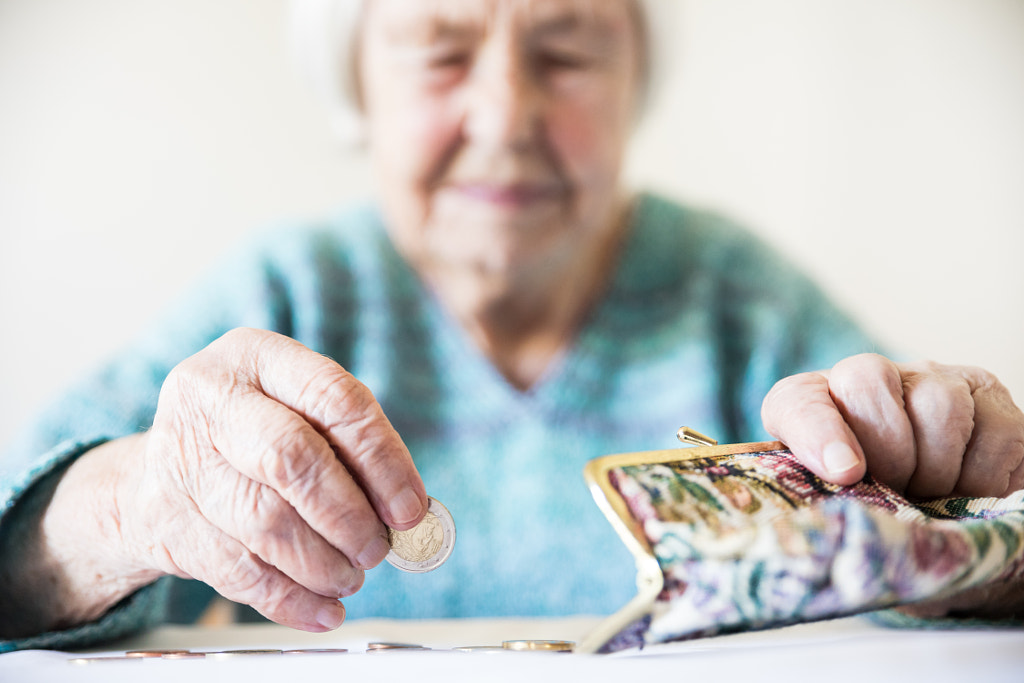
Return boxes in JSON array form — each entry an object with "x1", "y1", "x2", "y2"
[{"x1": 363, "y1": 0, "x2": 639, "y2": 45}]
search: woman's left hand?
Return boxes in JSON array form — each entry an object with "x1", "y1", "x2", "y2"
[{"x1": 761, "y1": 353, "x2": 1024, "y2": 499}]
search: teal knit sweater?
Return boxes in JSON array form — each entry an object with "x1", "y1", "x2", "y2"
[{"x1": 0, "y1": 194, "x2": 877, "y2": 651}]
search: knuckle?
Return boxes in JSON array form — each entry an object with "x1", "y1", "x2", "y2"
[
  {"x1": 333, "y1": 502, "x2": 382, "y2": 550},
  {"x1": 215, "y1": 327, "x2": 249, "y2": 349},
  {"x1": 160, "y1": 349, "x2": 246, "y2": 417},
  {"x1": 830, "y1": 353, "x2": 899, "y2": 399},
  {"x1": 257, "y1": 585, "x2": 302, "y2": 622},
  {"x1": 764, "y1": 374, "x2": 799, "y2": 405},
  {"x1": 302, "y1": 373, "x2": 402, "y2": 469},
  {"x1": 216, "y1": 326, "x2": 273, "y2": 352},
  {"x1": 248, "y1": 583, "x2": 318, "y2": 628},
  {"x1": 343, "y1": 410, "x2": 398, "y2": 468},
  {"x1": 762, "y1": 373, "x2": 821, "y2": 425},
  {"x1": 1000, "y1": 432, "x2": 1024, "y2": 488},
  {"x1": 257, "y1": 422, "x2": 324, "y2": 487},
  {"x1": 218, "y1": 550, "x2": 272, "y2": 600},
  {"x1": 907, "y1": 358, "x2": 945, "y2": 375},
  {"x1": 305, "y1": 491, "x2": 385, "y2": 567},
  {"x1": 1011, "y1": 437, "x2": 1024, "y2": 469},
  {"x1": 959, "y1": 442, "x2": 1023, "y2": 498},
  {"x1": 1008, "y1": 455, "x2": 1024, "y2": 495},
  {"x1": 967, "y1": 365, "x2": 1003, "y2": 392},
  {"x1": 310, "y1": 371, "x2": 379, "y2": 432},
  {"x1": 161, "y1": 357, "x2": 203, "y2": 402},
  {"x1": 905, "y1": 377, "x2": 975, "y2": 439},
  {"x1": 248, "y1": 485, "x2": 292, "y2": 525},
  {"x1": 240, "y1": 489, "x2": 364, "y2": 599},
  {"x1": 285, "y1": 361, "x2": 379, "y2": 438}
]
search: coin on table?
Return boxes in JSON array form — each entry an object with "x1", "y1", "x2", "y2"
[
  {"x1": 68, "y1": 656, "x2": 142, "y2": 665},
  {"x1": 366, "y1": 642, "x2": 430, "y2": 651},
  {"x1": 206, "y1": 649, "x2": 282, "y2": 659},
  {"x1": 502, "y1": 640, "x2": 575, "y2": 653},
  {"x1": 125, "y1": 649, "x2": 190, "y2": 658},
  {"x1": 385, "y1": 497, "x2": 455, "y2": 573}
]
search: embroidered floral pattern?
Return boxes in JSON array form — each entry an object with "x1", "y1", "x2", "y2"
[{"x1": 605, "y1": 449, "x2": 1024, "y2": 649}]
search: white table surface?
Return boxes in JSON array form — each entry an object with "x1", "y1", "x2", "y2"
[{"x1": 3, "y1": 615, "x2": 1022, "y2": 683}]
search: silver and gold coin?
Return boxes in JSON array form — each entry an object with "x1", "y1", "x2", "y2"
[{"x1": 385, "y1": 497, "x2": 455, "y2": 573}]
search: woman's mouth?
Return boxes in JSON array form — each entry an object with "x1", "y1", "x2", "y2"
[{"x1": 451, "y1": 182, "x2": 565, "y2": 208}]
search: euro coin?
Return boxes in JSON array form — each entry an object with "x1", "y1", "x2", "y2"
[
  {"x1": 366, "y1": 642, "x2": 430, "y2": 651},
  {"x1": 502, "y1": 640, "x2": 574, "y2": 652},
  {"x1": 125, "y1": 649, "x2": 190, "y2": 658},
  {"x1": 385, "y1": 497, "x2": 455, "y2": 573},
  {"x1": 206, "y1": 649, "x2": 282, "y2": 659}
]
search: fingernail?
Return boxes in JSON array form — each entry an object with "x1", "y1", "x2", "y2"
[
  {"x1": 390, "y1": 487, "x2": 424, "y2": 526},
  {"x1": 356, "y1": 534, "x2": 391, "y2": 569},
  {"x1": 316, "y1": 601, "x2": 345, "y2": 630},
  {"x1": 823, "y1": 441, "x2": 861, "y2": 475}
]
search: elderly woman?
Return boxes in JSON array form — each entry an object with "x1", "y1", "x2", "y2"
[{"x1": 1, "y1": 0, "x2": 1022, "y2": 650}]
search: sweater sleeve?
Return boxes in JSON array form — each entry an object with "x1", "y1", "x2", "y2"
[
  {"x1": 0, "y1": 226, "x2": 311, "y2": 651},
  {"x1": 0, "y1": 439, "x2": 179, "y2": 653}
]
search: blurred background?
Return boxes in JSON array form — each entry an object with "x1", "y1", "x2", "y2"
[{"x1": 2, "y1": 0, "x2": 1022, "y2": 448}]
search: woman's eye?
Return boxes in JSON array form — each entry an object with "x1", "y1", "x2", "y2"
[
  {"x1": 427, "y1": 52, "x2": 470, "y2": 70},
  {"x1": 538, "y1": 51, "x2": 592, "y2": 71}
]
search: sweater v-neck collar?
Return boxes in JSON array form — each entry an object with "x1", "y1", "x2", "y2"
[{"x1": 374, "y1": 194, "x2": 660, "y2": 415}]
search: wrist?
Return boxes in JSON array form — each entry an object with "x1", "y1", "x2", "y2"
[{"x1": 37, "y1": 433, "x2": 164, "y2": 627}]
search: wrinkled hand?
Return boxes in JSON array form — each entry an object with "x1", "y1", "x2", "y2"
[
  {"x1": 121, "y1": 328, "x2": 426, "y2": 631},
  {"x1": 762, "y1": 354, "x2": 1024, "y2": 498}
]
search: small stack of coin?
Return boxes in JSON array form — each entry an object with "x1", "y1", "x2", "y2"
[{"x1": 366, "y1": 642, "x2": 431, "y2": 652}]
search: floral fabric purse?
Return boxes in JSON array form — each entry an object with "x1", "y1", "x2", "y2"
[{"x1": 577, "y1": 430, "x2": 1024, "y2": 653}]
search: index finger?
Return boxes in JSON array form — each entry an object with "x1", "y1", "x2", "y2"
[
  {"x1": 224, "y1": 328, "x2": 427, "y2": 530},
  {"x1": 761, "y1": 370, "x2": 868, "y2": 486}
]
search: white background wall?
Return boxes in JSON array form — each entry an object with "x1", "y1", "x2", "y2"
[{"x1": 2, "y1": 0, "x2": 1022, "y2": 449}]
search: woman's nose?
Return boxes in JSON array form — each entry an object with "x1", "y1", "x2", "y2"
[{"x1": 463, "y1": 46, "x2": 542, "y2": 151}]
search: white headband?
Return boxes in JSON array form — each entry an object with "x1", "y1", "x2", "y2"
[{"x1": 287, "y1": 0, "x2": 676, "y2": 143}]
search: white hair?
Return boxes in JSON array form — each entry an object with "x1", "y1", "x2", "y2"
[{"x1": 287, "y1": 0, "x2": 677, "y2": 143}]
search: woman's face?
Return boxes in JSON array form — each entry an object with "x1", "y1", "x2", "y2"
[{"x1": 359, "y1": 0, "x2": 641, "y2": 290}]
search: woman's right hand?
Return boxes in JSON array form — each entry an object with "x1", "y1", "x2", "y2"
[
  {"x1": 129, "y1": 327, "x2": 428, "y2": 629},
  {"x1": 10, "y1": 327, "x2": 426, "y2": 636}
]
